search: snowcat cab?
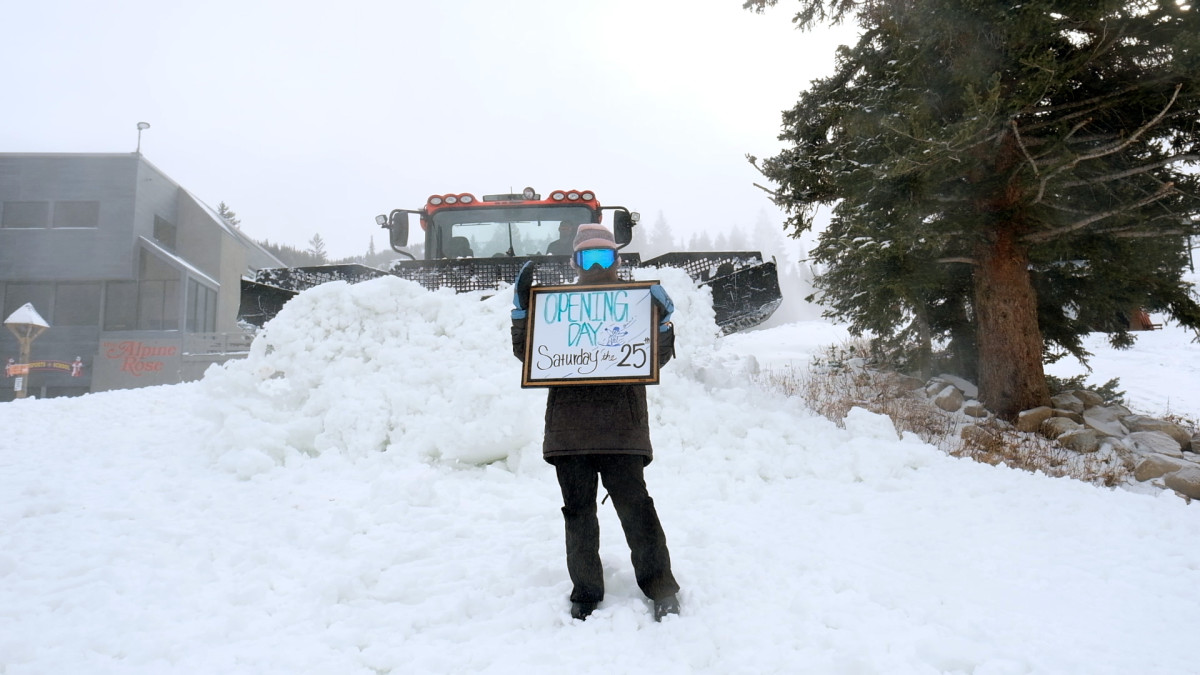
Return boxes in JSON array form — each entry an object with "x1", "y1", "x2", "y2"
[{"x1": 239, "y1": 187, "x2": 782, "y2": 334}]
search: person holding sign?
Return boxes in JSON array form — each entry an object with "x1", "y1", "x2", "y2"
[{"x1": 511, "y1": 223, "x2": 682, "y2": 622}]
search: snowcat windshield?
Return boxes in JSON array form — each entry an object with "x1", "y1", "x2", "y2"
[{"x1": 429, "y1": 206, "x2": 595, "y2": 259}]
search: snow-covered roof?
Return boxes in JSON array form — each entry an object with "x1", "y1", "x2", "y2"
[
  {"x1": 4, "y1": 302, "x2": 50, "y2": 327},
  {"x1": 139, "y1": 236, "x2": 220, "y2": 288}
]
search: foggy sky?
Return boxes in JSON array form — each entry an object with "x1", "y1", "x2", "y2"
[{"x1": 2, "y1": 0, "x2": 852, "y2": 259}]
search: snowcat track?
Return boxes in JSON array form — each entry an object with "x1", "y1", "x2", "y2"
[{"x1": 239, "y1": 251, "x2": 781, "y2": 334}]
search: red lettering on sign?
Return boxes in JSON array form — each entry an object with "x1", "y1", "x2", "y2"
[
  {"x1": 102, "y1": 341, "x2": 177, "y2": 377},
  {"x1": 121, "y1": 357, "x2": 164, "y2": 375}
]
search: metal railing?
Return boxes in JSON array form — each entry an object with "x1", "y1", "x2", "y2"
[{"x1": 183, "y1": 331, "x2": 255, "y2": 356}]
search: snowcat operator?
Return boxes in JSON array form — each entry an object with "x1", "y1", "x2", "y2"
[{"x1": 545, "y1": 219, "x2": 579, "y2": 256}]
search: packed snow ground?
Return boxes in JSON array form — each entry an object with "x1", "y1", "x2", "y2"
[{"x1": 2, "y1": 268, "x2": 1199, "y2": 675}]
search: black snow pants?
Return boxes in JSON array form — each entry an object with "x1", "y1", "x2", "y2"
[{"x1": 555, "y1": 454, "x2": 680, "y2": 604}]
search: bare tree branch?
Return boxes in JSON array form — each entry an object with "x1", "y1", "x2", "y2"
[
  {"x1": 1042, "y1": 202, "x2": 1088, "y2": 214},
  {"x1": 1006, "y1": 131, "x2": 1120, "y2": 150},
  {"x1": 1021, "y1": 79, "x2": 1160, "y2": 119},
  {"x1": 1030, "y1": 84, "x2": 1182, "y2": 205},
  {"x1": 1011, "y1": 119, "x2": 1039, "y2": 177},
  {"x1": 1061, "y1": 155, "x2": 1200, "y2": 188},
  {"x1": 1093, "y1": 212, "x2": 1200, "y2": 238},
  {"x1": 1023, "y1": 182, "x2": 1177, "y2": 243},
  {"x1": 1108, "y1": 229, "x2": 1189, "y2": 239},
  {"x1": 1031, "y1": 118, "x2": 1094, "y2": 202},
  {"x1": 752, "y1": 182, "x2": 780, "y2": 198},
  {"x1": 1061, "y1": 133, "x2": 1122, "y2": 145}
]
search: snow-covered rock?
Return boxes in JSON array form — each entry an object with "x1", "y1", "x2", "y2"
[
  {"x1": 1017, "y1": 406, "x2": 1055, "y2": 433},
  {"x1": 1134, "y1": 454, "x2": 1193, "y2": 482},
  {"x1": 1162, "y1": 467, "x2": 1200, "y2": 500},
  {"x1": 1082, "y1": 406, "x2": 1130, "y2": 437},
  {"x1": 1124, "y1": 416, "x2": 1191, "y2": 450},
  {"x1": 1126, "y1": 431, "x2": 1184, "y2": 458}
]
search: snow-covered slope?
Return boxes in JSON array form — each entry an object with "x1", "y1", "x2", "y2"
[{"x1": 2, "y1": 271, "x2": 1198, "y2": 674}]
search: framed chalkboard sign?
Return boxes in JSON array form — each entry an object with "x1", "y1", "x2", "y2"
[{"x1": 521, "y1": 281, "x2": 661, "y2": 388}]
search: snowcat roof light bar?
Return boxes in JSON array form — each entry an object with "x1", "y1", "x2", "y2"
[
  {"x1": 426, "y1": 187, "x2": 600, "y2": 209},
  {"x1": 550, "y1": 190, "x2": 595, "y2": 201},
  {"x1": 428, "y1": 193, "x2": 477, "y2": 206}
]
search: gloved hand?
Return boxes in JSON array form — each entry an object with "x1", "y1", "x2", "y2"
[
  {"x1": 512, "y1": 261, "x2": 534, "y2": 320},
  {"x1": 649, "y1": 284, "x2": 674, "y2": 332}
]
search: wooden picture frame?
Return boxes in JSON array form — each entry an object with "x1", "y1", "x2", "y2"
[{"x1": 521, "y1": 281, "x2": 660, "y2": 388}]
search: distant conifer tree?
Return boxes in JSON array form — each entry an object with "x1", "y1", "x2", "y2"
[
  {"x1": 307, "y1": 233, "x2": 328, "y2": 263},
  {"x1": 216, "y1": 202, "x2": 240, "y2": 229}
]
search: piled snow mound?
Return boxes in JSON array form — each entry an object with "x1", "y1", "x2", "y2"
[
  {"x1": 198, "y1": 268, "x2": 762, "y2": 476},
  {"x1": 200, "y1": 277, "x2": 530, "y2": 474}
]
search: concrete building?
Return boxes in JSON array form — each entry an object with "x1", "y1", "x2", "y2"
[{"x1": 1, "y1": 153, "x2": 284, "y2": 401}]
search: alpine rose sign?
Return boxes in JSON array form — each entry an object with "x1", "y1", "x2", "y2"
[
  {"x1": 522, "y1": 281, "x2": 661, "y2": 388},
  {"x1": 91, "y1": 338, "x2": 184, "y2": 391},
  {"x1": 105, "y1": 340, "x2": 178, "y2": 376}
]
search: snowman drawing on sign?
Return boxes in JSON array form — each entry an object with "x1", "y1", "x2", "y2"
[{"x1": 598, "y1": 324, "x2": 630, "y2": 348}]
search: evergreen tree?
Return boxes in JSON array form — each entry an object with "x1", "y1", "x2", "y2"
[
  {"x1": 216, "y1": 202, "x2": 240, "y2": 229},
  {"x1": 751, "y1": 209, "x2": 789, "y2": 260},
  {"x1": 689, "y1": 230, "x2": 715, "y2": 252},
  {"x1": 643, "y1": 211, "x2": 678, "y2": 259},
  {"x1": 724, "y1": 225, "x2": 750, "y2": 252},
  {"x1": 257, "y1": 240, "x2": 324, "y2": 267},
  {"x1": 746, "y1": 0, "x2": 1200, "y2": 417},
  {"x1": 307, "y1": 233, "x2": 328, "y2": 264}
]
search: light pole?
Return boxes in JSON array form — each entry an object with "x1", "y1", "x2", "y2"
[
  {"x1": 4, "y1": 303, "x2": 49, "y2": 399},
  {"x1": 136, "y1": 121, "x2": 150, "y2": 155}
]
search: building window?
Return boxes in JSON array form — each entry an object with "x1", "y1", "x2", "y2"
[
  {"x1": 101, "y1": 252, "x2": 184, "y2": 332},
  {"x1": 103, "y1": 282, "x2": 137, "y2": 331},
  {"x1": 138, "y1": 280, "x2": 167, "y2": 329},
  {"x1": 53, "y1": 283, "x2": 102, "y2": 326},
  {"x1": 3, "y1": 282, "x2": 53, "y2": 322},
  {"x1": 52, "y1": 201, "x2": 100, "y2": 229},
  {"x1": 137, "y1": 249, "x2": 180, "y2": 330},
  {"x1": 2, "y1": 201, "x2": 50, "y2": 228},
  {"x1": 187, "y1": 279, "x2": 217, "y2": 333},
  {"x1": 153, "y1": 215, "x2": 177, "y2": 250}
]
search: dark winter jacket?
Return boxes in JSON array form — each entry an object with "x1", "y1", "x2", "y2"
[{"x1": 511, "y1": 295, "x2": 674, "y2": 465}]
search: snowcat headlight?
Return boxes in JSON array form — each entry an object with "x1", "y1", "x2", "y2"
[
  {"x1": 581, "y1": 191, "x2": 594, "y2": 201},
  {"x1": 459, "y1": 194, "x2": 475, "y2": 204},
  {"x1": 523, "y1": 187, "x2": 537, "y2": 199},
  {"x1": 429, "y1": 196, "x2": 444, "y2": 206},
  {"x1": 445, "y1": 195, "x2": 459, "y2": 204},
  {"x1": 551, "y1": 191, "x2": 566, "y2": 201},
  {"x1": 567, "y1": 191, "x2": 580, "y2": 200}
]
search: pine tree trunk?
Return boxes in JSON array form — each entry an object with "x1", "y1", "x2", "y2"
[
  {"x1": 972, "y1": 230, "x2": 1050, "y2": 419},
  {"x1": 910, "y1": 302, "x2": 932, "y2": 380}
]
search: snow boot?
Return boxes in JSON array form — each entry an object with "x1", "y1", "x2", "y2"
[
  {"x1": 652, "y1": 594, "x2": 680, "y2": 621},
  {"x1": 571, "y1": 601, "x2": 598, "y2": 621}
]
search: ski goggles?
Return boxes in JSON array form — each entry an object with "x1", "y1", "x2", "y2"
[{"x1": 574, "y1": 248, "x2": 618, "y2": 270}]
